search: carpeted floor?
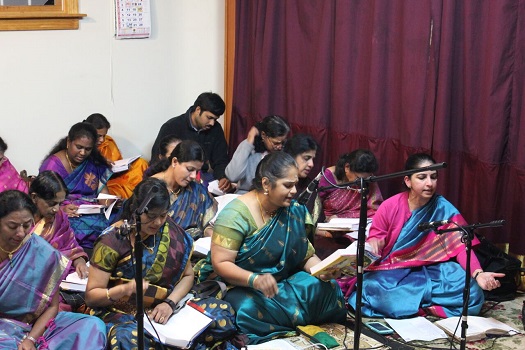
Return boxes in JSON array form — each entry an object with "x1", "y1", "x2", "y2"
[{"x1": 276, "y1": 293, "x2": 525, "y2": 350}]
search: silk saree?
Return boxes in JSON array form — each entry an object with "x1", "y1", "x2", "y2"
[
  {"x1": 0, "y1": 234, "x2": 107, "y2": 349},
  {"x1": 347, "y1": 193, "x2": 485, "y2": 318},
  {"x1": 197, "y1": 199, "x2": 346, "y2": 344}
]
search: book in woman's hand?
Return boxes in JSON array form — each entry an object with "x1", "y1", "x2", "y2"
[
  {"x1": 310, "y1": 241, "x2": 379, "y2": 277},
  {"x1": 143, "y1": 301, "x2": 213, "y2": 348},
  {"x1": 111, "y1": 155, "x2": 141, "y2": 173}
]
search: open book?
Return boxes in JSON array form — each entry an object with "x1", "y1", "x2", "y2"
[
  {"x1": 111, "y1": 155, "x2": 141, "y2": 173},
  {"x1": 144, "y1": 300, "x2": 213, "y2": 348},
  {"x1": 310, "y1": 241, "x2": 379, "y2": 277},
  {"x1": 60, "y1": 264, "x2": 89, "y2": 292},
  {"x1": 434, "y1": 316, "x2": 519, "y2": 342},
  {"x1": 193, "y1": 236, "x2": 211, "y2": 256}
]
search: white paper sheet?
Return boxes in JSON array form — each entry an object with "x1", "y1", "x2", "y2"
[{"x1": 385, "y1": 317, "x2": 448, "y2": 342}]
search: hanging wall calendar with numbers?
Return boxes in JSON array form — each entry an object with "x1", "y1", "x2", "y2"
[{"x1": 115, "y1": 0, "x2": 151, "y2": 39}]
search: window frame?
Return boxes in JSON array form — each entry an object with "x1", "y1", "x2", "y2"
[{"x1": 0, "y1": 0, "x2": 85, "y2": 31}]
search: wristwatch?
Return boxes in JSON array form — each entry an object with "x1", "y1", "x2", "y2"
[{"x1": 163, "y1": 298, "x2": 177, "y2": 313}]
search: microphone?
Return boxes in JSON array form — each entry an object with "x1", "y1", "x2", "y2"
[
  {"x1": 297, "y1": 172, "x2": 322, "y2": 205},
  {"x1": 135, "y1": 185, "x2": 159, "y2": 215},
  {"x1": 119, "y1": 219, "x2": 135, "y2": 237},
  {"x1": 417, "y1": 219, "x2": 451, "y2": 232}
]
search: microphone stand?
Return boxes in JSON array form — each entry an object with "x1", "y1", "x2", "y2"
[
  {"x1": 132, "y1": 186, "x2": 158, "y2": 350},
  {"x1": 436, "y1": 220, "x2": 505, "y2": 350},
  {"x1": 318, "y1": 162, "x2": 447, "y2": 350}
]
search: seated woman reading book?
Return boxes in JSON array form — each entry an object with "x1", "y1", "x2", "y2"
[{"x1": 197, "y1": 152, "x2": 346, "y2": 344}]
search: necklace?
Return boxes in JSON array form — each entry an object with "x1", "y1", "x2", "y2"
[
  {"x1": 142, "y1": 235, "x2": 156, "y2": 253},
  {"x1": 65, "y1": 152, "x2": 77, "y2": 171},
  {"x1": 0, "y1": 240, "x2": 25, "y2": 267},
  {"x1": 163, "y1": 172, "x2": 181, "y2": 196},
  {"x1": 168, "y1": 187, "x2": 181, "y2": 196},
  {"x1": 255, "y1": 192, "x2": 276, "y2": 225}
]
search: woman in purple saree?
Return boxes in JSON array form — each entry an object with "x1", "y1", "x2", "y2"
[
  {"x1": 39, "y1": 122, "x2": 117, "y2": 251},
  {"x1": 347, "y1": 153, "x2": 504, "y2": 318},
  {"x1": 0, "y1": 190, "x2": 106, "y2": 349},
  {"x1": 29, "y1": 171, "x2": 90, "y2": 312}
]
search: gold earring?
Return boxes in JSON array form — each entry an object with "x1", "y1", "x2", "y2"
[{"x1": 264, "y1": 189, "x2": 268, "y2": 195}]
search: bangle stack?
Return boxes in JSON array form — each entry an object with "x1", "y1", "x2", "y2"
[
  {"x1": 22, "y1": 334, "x2": 37, "y2": 344},
  {"x1": 247, "y1": 273, "x2": 259, "y2": 288}
]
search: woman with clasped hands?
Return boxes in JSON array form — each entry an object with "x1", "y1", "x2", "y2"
[
  {"x1": 196, "y1": 152, "x2": 346, "y2": 344},
  {"x1": 348, "y1": 153, "x2": 504, "y2": 319}
]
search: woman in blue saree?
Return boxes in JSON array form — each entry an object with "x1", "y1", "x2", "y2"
[
  {"x1": 148, "y1": 140, "x2": 217, "y2": 239},
  {"x1": 39, "y1": 122, "x2": 118, "y2": 250},
  {"x1": 0, "y1": 190, "x2": 106, "y2": 349},
  {"x1": 347, "y1": 153, "x2": 504, "y2": 318},
  {"x1": 197, "y1": 152, "x2": 346, "y2": 344}
]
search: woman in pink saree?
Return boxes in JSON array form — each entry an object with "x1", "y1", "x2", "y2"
[
  {"x1": 316, "y1": 149, "x2": 383, "y2": 259},
  {"x1": 0, "y1": 137, "x2": 28, "y2": 193}
]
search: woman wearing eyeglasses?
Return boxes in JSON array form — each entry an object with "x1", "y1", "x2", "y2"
[
  {"x1": 85, "y1": 177, "x2": 195, "y2": 348},
  {"x1": 315, "y1": 149, "x2": 383, "y2": 259},
  {"x1": 225, "y1": 115, "x2": 290, "y2": 194},
  {"x1": 0, "y1": 190, "x2": 107, "y2": 349}
]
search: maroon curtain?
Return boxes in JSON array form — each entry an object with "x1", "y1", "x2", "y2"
[{"x1": 231, "y1": 0, "x2": 525, "y2": 252}]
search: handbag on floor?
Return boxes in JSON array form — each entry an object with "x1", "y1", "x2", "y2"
[{"x1": 474, "y1": 234, "x2": 522, "y2": 302}]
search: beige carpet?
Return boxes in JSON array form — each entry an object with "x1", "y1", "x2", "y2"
[{"x1": 274, "y1": 293, "x2": 525, "y2": 349}]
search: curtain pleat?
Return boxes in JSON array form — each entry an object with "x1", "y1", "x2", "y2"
[{"x1": 230, "y1": 0, "x2": 525, "y2": 252}]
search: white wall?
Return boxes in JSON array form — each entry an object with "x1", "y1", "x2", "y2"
[{"x1": 0, "y1": 0, "x2": 225, "y2": 175}]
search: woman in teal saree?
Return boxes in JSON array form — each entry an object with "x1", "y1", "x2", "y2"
[{"x1": 197, "y1": 152, "x2": 346, "y2": 344}]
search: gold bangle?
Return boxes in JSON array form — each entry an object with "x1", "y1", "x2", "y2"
[{"x1": 106, "y1": 288, "x2": 117, "y2": 302}]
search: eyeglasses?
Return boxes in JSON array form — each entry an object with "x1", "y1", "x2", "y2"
[
  {"x1": 145, "y1": 211, "x2": 169, "y2": 222},
  {"x1": 266, "y1": 137, "x2": 287, "y2": 147}
]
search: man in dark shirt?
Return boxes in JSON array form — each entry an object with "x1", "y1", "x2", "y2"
[{"x1": 151, "y1": 92, "x2": 233, "y2": 192}]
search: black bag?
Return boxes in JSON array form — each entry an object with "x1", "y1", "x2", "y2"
[
  {"x1": 473, "y1": 234, "x2": 522, "y2": 302},
  {"x1": 191, "y1": 280, "x2": 228, "y2": 300}
]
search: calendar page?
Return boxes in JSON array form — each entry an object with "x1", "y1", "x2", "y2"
[{"x1": 115, "y1": 0, "x2": 151, "y2": 39}]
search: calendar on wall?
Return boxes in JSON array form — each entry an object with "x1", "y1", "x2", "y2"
[{"x1": 115, "y1": 0, "x2": 151, "y2": 39}]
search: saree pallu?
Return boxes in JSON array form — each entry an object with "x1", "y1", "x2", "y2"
[
  {"x1": 347, "y1": 194, "x2": 484, "y2": 318},
  {"x1": 197, "y1": 200, "x2": 346, "y2": 344},
  {"x1": 168, "y1": 181, "x2": 217, "y2": 239},
  {"x1": 0, "y1": 157, "x2": 28, "y2": 193},
  {"x1": 33, "y1": 210, "x2": 88, "y2": 274},
  {"x1": 40, "y1": 155, "x2": 115, "y2": 249},
  {"x1": 89, "y1": 218, "x2": 193, "y2": 349},
  {"x1": 0, "y1": 234, "x2": 107, "y2": 349},
  {"x1": 99, "y1": 136, "x2": 148, "y2": 199},
  {"x1": 318, "y1": 169, "x2": 383, "y2": 219}
]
